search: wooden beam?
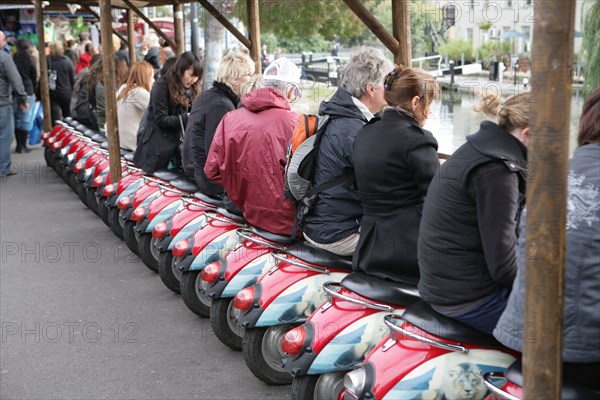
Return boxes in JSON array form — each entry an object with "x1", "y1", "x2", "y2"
[
  {"x1": 127, "y1": 9, "x2": 137, "y2": 63},
  {"x1": 83, "y1": 5, "x2": 129, "y2": 47},
  {"x1": 196, "y1": 0, "x2": 251, "y2": 49},
  {"x1": 246, "y1": 0, "x2": 261, "y2": 73},
  {"x1": 523, "y1": 1, "x2": 576, "y2": 399},
  {"x1": 343, "y1": 0, "x2": 399, "y2": 55},
  {"x1": 174, "y1": 4, "x2": 185, "y2": 55},
  {"x1": 123, "y1": 0, "x2": 177, "y2": 50},
  {"x1": 392, "y1": 0, "x2": 411, "y2": 67},
  {"x1": 35, "y1": 0, "x2": 52, "y2": 132},
  {"x1": 99, "y1": 0, "x2": 122, "y2": 182}
]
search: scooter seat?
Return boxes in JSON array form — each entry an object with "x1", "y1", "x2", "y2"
[
  {"x1": 100, "y1": 141, "x2": 109, "y2": 150},
  {"x1": 83, "y1": 129, "x2": 96, "y2": 138},
  {"x1": 169, "y1": 177, "x2": 199, "y2": 193},
  {"x1": 216, "y1": 207, "x2": 246, "y2": 223},
  {"x1": 506, "y1": 360, "x2": 600, "y2": 398},
  {"x1": 193, "y1": 192, "x2": 224, "y2": 207},
  {"x1": 91, "y1": 134, "x2": 106, "y2": 144},
  {"x1": 341, "y1": 271, "x2": 421, "y2": 307},
  {"x1": 285, "y1": 241, "x2": 353, "y2": 270},
  {"x1": 123, "y1": 153, "x2": 135, "y2": 162},
  {"x1": 251, "y1": 226, "x2": 294, "y2": 245},
  {"x1": 153, "y1": 170, "x2": 181, "y2": 181},
  {"x1": 402, "y1": 301, "x2": 503, "y2": 348}
]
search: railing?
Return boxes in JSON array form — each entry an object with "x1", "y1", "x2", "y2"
[{"x1": 411, "y1": 55, "x2": 443, "y2": 74}]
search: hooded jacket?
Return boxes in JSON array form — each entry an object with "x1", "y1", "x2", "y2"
[
  {"x1": 302, "y1": 88, "x2": 369, "y2": 244},
  {"x1": 182, "y1": 81, "x2": 239, "y2": 194},
  {"x1": 418, "y1": 121, "x2": 527, "y2": 308},
  {"x1": 204, "y1": 87, "x2": 297, "y2": 235}
]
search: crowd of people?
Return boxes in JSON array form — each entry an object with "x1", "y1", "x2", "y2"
[{"x1": 2, "y1": 30, "x2": 598, "y2": 387}]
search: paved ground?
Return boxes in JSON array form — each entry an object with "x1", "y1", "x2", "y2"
[{"x1": 0, "y1": 145, "x2": 290, "y2": 400}]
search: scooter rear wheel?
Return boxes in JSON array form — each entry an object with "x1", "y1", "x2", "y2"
[
  {"x1": 108, "y1": 207, "x2": 124, "y2": 239},
  {"x1": 211, "y1": 298, "x2": 243, "y2": 351},
  {"x1": 180, "y1": 271, "x2": 211, "y2": 318},
  {"x1": 98, "y1": 197, "x2": 110, "y2": 227},
  {"x1": 292, "y1": 373, "x2": 345, "y2": 400},
  {"x1": 243, "y1": 325, "x2": 296, "y2": 385},
  {"x1": 87, "y1": 187, "x2": 99, "y2": 215},
  {"x1": 158, "y1": 252, "x2": 181, "y2": 294},
  {"x1": 291, "y1": 375, "x2": 319, "y2": 400},
  {"x1": 138, "y1": 233, "x2": 159, "y2": 272},
  {"x1": 123, "y1": 220, "x2": 139, "y2": 255}
]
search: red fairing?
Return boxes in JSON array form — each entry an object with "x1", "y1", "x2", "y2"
[
  {"x1": 116, "y1": 172, "x2": 144, "y2": 195},
  {"x1": 222, "y1": 238, "x2": 275, "y2": 282},
  {"x1": 147, "y1": 190, "x2": 181, "y2": 221},
  {"x1": 190, "y1": 216, "x2": 241, "y2": 256},
  {"x1": 132, "y1": 181, "x2": 160, "y2": 208},
  {"x1": 168, "y1": 203, "x2": 208, "y2": 237}
]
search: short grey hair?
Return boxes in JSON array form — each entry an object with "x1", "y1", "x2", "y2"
[
  {"x1": 143, "y1": 33, "x2": 160, "y2": 48},
  {"x1": 338, "y1": 47, "x2": 393, "y2": 99},
  {"x1": 263, "y1": 79, "x2": 293, "y2": 98}
]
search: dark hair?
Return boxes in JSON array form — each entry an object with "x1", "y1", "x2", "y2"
[
  {"x1": 15, "y1": 38, "x2": 30, "y2": 54},
  {"x1": 90, "y1": 53, "x2": 102, "y2": 67},
  {"x1": 160, "y1": 57, "x2": 176, "y2": 77},
  {"x1": 578, "y1": 87, "x2": 600, "y2": 146},
  {"x1": 384, "y1": 65, "x2": 439, "y2": 122},
  {"x1": 85, "y1": 42, "x2": 94, "y2": 53},
  {"x1": 165, "y1": 52, "x2": 203, "y2": 107}
]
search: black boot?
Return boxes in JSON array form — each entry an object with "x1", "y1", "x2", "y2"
[
  {"x1": 14, "y1": 130, "x2": 22, "y2": 153},
  {"x1": 16, "y1": 130, "x2": 29, "y2": 153}
]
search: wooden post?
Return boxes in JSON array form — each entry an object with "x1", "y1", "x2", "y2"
[
  {"x1": 99, "y1": 0, "x2": 121, "y2": 182},
  {"x1": 123, "y1": 0, "x2": 177, "y2": 50},
  {"x1": 35, "y1": 0, "x2": 51, "y2": 132},
  {"x1": 247, "y1": 0, "x2": 261, "y2": 73},
  {"x1": 83, "y1": 5, "x2": 129, "y2": 47},
  {"x1": 343, "y1": 0, "x2": 399, "y2": 55},
  {"x1": 127, "y1": 9, "x2": 137, "y2": 63},
  {"x1": 523, "y1": 1, "x2": 576, "y2": 399},
  {"x1": 392, "y1": 0, "x2": 411, "y2": 67},
  {"x1": 196, "y1": 0, "x2": 251, "y2": 49},
  {"x1": 174, "y1": 4, "x2": 185, "y2": 55}
]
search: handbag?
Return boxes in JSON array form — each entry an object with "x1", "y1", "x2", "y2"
[{"x1": 48, "y1": 59, "x2": 57, "y2": 91}]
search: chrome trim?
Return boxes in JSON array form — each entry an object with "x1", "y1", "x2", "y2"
[
  {"x1": 236, "y1": 229, "x2": 287, "y2": 250},
  {"x1": 142, "y1": 176, "x2": 165, "y2": 185},
  {"x1": 323, "y1": 282, "x2": 394, "y2": 312},
  {"x1": 157, "y1": 183, "x2": 187, "y2": 196},
  {"x1": 271, "y1": 252, "x2": 330, "y2": 273},
  {"x1": 203, "y1": 210, "x2": 247, "y2": 227},
  {"x1": 383, "y1": 314, "x2": 469, "y2": 354},
  {"x1": 181, "y1": 196, "x2": 216, "y2": 209},
  {"x1": 482, "y1": 372, "x2": 520, "y2": 400}
]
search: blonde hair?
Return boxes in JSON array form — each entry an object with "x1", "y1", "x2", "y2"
[
  {"x1": 475, "y1": 92, "x2": 532, "y2": 132},
  {"x1": 49, "y1": 41, "x2": 64, "y2": 57},
  {"x1": 143, "y1": 33, "x2": 160, "y2": 48},
  {"x1": 216, "y1": 53, "x2": 255, "y2": 89}
]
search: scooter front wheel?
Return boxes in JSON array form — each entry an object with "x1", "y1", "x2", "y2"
[
  {"x1": 158, "y1": 252, "x2": 181, "y2": 294},
  {"x1": 86, "y1": 187, "x2": 99, "y2": 215},
  {"x1": 108, "y1": 207, "x2": 124, "y2": 239},
  {"x1": 98, "y1": 197, "x2": 110, "y2": 227},
  {"x1": 292, "y1": 373, "x2": 346, "y2": 400},
  {"x1": 123, "y1": 220, "x2": 139, "y2": 255},
  {"x1": 243, "y1": 325, "x2": 296, "y2": 385},
  {"x1": 211, "y1": 298, "x2": 243, "y2": 351},
  {"x1": 138, "y1": 233, "x2": 159, "y2": 272},
  {"x1": 180, "y1": 271, "x2": 211, "y2": 318}
]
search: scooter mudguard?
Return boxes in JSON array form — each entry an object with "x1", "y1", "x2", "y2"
[
  {"x1": 167, "y1": 214, "x2": 207, "y2": 251},
  {"x1": 135, "y1": 191, "x2": 182, "y2": 234},
  {"x1": 254, "y1": 270, "x2": 348, "y2": 327},
  {"x1": 283, "y1": 288, "x2": 404, "y2": 377}
]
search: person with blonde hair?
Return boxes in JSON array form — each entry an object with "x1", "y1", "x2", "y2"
[
  {"x1": 351, "y1": 65, "x2": 440, "y2": 284},
  {"x1": 417, "y1": 91, "x2": 532, "y2": 335},
  {"x1": 142, "y1": 33, "x2": 161, "y2": 72},
  {"x1": 47, "y1": 41, "x2": 75, "y2": 124},
  {"x1": 182, "y1": 52, "x2": 255, "y2": 195},
  {"x1": 116, "y1": 61, "x2": 154, "y2": 151}
]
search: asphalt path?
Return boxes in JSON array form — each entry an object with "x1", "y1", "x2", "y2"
[{"x1": 0, "y1": 145, "x2": 291, "y2": 400}]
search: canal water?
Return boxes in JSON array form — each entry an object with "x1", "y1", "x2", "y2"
[{"x1": 424, "y1": 89, "x2": 586, "y2": 156}]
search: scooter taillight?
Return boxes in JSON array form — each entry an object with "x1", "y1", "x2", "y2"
[
  {"x1": 117, "y1": 196, "x2": 130, "y2": 209},
  {"x1": 102, "y1": 184, "x2": 115, "y2": 197},
  {"x1": 281, "y1": 326, "x2": 306, "y2": 355},
  {"x1": 201, "y1": 262, "x2": 220, "y2": 284},
  {"x1": 131, "y1": 206, "x2": 146, "y2": 222},
  {"x1": 172, "y1": 239, "x2": 189, "y2": 257},
  {"x1": 233, "y1": 286, "x2": 255, "y2": 310},
  {"x1": 152, "y1": 222, "x2": 168, "y2": 239}
]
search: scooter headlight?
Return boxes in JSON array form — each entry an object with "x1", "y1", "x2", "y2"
[
  {"x1": 344, "y1": 367, "x2": 367, "y2": 399},
  {"x1": 60, "y1": 147, "x2": 68, "y2": 157},
  {"x1": 84, "y1": 167, "x2": 93, "y2": 179},
  {"x1": 67, "y1": 153, "x2": 75, "y2": 162}
]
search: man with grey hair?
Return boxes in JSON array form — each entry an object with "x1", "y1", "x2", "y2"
[
  {"x1": 0, "y1": 30, "x2": 29, "y2": 177},
  {"x1": 204, "y1": 57, "x2": 299, "y2": 236},
  {"x1": 302, "y1": 47, "x2": 393, "y2": 256}
]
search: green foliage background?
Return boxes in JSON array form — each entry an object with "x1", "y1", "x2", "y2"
[{"x1": 582, "y1": 0, "x2": 600, "y2": 99}]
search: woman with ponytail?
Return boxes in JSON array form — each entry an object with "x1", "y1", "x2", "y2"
[{"x1": 417, "y1": 91, "x2": 532, "y2": 335}]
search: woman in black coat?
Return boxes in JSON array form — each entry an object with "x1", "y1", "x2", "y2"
[
  {"x1": 352, "y1": 66, "x2": 440, "y2": 284},
  {"x1": 133, "y1": 52, "x2": 203, "y2": 174},
  {"x1": 12, "y1": 39, "x2": 37, "y2": 152},
  {"x1": 47, "y1": 41, "x2": 75, "y2": 125}
]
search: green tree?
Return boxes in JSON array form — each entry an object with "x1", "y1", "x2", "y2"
[
  {"x1": 477, "y1": 39, "x2": 511, "y2": 68},
  {"x1": 582, "y1": 0, "x2": 600, "y2": 99},
  {"x1": 438, "y1": 39, "x2": 473, "y2": 63}
]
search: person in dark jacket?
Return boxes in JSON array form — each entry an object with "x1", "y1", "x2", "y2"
[
  {"x1": 302, "y1": 47, "x2": 393, "y2": 256},
  {"x1": 494, "y1": 87, "x2": 600, "y2": 389},
  {"x1": 143, "y1": 34, "x2": 162, "y2": 78},
  {"x1": 133, "y1": 52, "x2": 202, "y2": 174},
  {"x1": 47, "y1": 41, "x2": 75, "y2": 125},
  {"x1": 204, "y1": 57, "x2": 300, "y2": 235},
  {"x1": 182, "y1": 53, "x2": 255, "y2": 195},
  {"x1": 352, "y1": 66, "x2": 440, "y2": 284},
  {"x1": 12, "y1": 39, "x2": 37, "y2": 153},
  {"x1": 417, "y1": 92, "x2": 532, "y2": 335}
]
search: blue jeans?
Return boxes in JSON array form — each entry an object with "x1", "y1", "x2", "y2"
[
  {"x1": 453, "y1": 287, "x2": 511, "y2": 335},
  {"x1": 0, "y1": 104, "x2": 15, "y2": 176}
]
